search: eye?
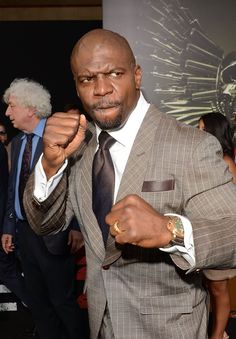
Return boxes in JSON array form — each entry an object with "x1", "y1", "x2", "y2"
[
  {"x1": 110, "y1": 71, "x2": 123, "y2": 78},
  {"x1": 79, "y1": 76, "x2": 93, "y2": 84}
]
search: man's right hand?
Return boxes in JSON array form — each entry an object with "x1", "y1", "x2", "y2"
[
  {"x1": 42, "y1": 112, "x2": 87, "y2": 179},
  {"x1": 1, "y1": 234, "x2": 14, "y2": 254}
]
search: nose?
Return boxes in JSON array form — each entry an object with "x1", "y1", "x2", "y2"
[
  {"x1": 93, "y1": 75, "x2": 113, "y2": 96},
  {"x1": 5, "y1": 106, "x2": 11, "y2": 116}
]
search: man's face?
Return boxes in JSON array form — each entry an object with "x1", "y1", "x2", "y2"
[
  {"x1": 71, "y1": 42, "x2": 142, "y2": 130},
  {"x1": 5, "y1": 96, "x2": 32, "y2": 131},
  {"x1": 0, "y1": 125, "x2": 7, "y2": 144}
]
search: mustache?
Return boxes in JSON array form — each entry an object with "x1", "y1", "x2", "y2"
[{"x1": 90, "y1": 100, "x2": 120, "y2": 110}]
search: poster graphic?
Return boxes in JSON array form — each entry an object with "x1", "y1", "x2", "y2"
[{"x1": 103, "y1": 0, "x2": 236, "y2": 126}]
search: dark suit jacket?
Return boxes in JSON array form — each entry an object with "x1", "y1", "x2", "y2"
[
  {"x1": 3, "y1": 131, "x2": 79, "y2": 255},
  {"x1": 0, "y1": 143, "x2": 8, "y2": 231}
]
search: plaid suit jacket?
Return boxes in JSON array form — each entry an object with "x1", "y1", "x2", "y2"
[{"x1": 24, "y1": 105, "x2": 236, "y2": 338}]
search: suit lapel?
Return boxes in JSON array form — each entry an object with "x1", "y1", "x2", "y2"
[
  {"x1": 11, "y1": 134, "x2": 23, "y2": 188},
  {"x1": 104, "y1": 105, "x2": 162, "y2": 265},
  {"x1": 117, "y1": 105, "x2": 161, "y2": 201}
]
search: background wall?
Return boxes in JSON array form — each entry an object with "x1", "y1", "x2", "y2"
[{"x1": 0, "y1": 0, "x2": 102, "y2": 21}]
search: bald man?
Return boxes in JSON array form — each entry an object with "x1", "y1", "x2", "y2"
[{"x1": 24, "y1": 29, "x2": 236, "y2": 339}]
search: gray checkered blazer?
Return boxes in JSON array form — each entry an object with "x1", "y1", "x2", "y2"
[{"x1": 24, "y1": 105, "x2": 236, "y2": 339}]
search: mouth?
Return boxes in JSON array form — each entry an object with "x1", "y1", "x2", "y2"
[
  {"x1": 93, "y1": 104, "x2": 120, "y2": 114},
  {"x1": 95, "y1": 103, "x2": 118, "y2": 109}
]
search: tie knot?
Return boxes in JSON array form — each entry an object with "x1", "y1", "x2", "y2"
[{"x1": 98, "y1": 131, "x2": 115, "y2": 150}]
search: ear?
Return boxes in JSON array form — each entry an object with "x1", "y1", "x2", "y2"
[
  {"x1": 72, "y1": 77, "x2": 80, "y2": 98},
  {"x1": 134, "y1": 65, "x2": 142, "y2": 90},
  {"x1": 28, "y1": 107, "x2": 37, "y2": 117}
]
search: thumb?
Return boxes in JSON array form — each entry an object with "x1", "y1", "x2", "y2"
[
  {"x1": 75, "y1": 114, "x2": 87, "y2": 141},
  {"x1": 65, "y1": 114, "x2": 87, "y2": 157}
]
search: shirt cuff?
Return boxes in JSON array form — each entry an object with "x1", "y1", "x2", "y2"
[
  {"x1": 160, "y1": 213, "x2": 196, "y2": 268},
  {"x1": 34, "y1": 154, "x2": 68, "y2": 202}
]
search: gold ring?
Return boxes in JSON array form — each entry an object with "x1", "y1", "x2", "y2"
[{"x1": 113, "y1": 221, "x2": 122, "y2": 234}]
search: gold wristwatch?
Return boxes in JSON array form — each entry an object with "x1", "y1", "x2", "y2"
[{"x1": 166, "y1": 216, "x2": 184, "y2": 247}]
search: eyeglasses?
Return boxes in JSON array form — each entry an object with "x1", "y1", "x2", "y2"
[{"x1": 0, "y1": 131, "x2": 6, "y2": 135}]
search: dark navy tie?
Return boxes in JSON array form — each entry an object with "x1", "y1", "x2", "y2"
[
  {"x1": 92, "y1": 131, "x2": 116, "y2": 244},
  {"x1": 19, "y1": 133, "x2": 33, "y2": 217}
]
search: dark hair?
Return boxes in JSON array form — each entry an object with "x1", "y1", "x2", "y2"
[{"x1": 199, "y1": 112, "x2": 235, "y2": 159}]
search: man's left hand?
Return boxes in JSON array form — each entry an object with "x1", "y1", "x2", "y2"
[{"x1": 106, "y1": 194, "x2": 172, "y2": 248}]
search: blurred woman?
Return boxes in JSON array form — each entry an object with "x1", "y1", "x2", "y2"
[{"x1": 198, "y1": 112, "x2": 236, "y2": 339}]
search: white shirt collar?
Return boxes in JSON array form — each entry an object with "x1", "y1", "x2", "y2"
[{"x1": 95, "y1": 92, "x2": 150, "y2": 148}]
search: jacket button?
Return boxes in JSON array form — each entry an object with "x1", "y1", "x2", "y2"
[{"x1": 102, "y1": 265, "x2": 110, "y2": 270}]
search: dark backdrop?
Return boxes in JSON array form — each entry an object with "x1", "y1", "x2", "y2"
[{"x1": 0, "y1": 20, "x2": 102, "y2": 140}]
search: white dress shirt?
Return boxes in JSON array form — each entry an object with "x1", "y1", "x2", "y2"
[{"x1": 34, "y1": 92, "x2": 195, "y2": 267}]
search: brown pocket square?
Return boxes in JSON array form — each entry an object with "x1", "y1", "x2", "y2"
[{"x1": 142, "y1": 179, "x2": 175, "y2": 192}]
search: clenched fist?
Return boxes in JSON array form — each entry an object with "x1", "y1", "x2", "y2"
[
  {"x1": 42, "y1": 112, "x2": 87, "y2": 179},
  {"x1": 106, "y1": 194, "x2": 172, "y2": 248}
]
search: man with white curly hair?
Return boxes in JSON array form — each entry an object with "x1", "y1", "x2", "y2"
[{"x1": 1, "y1": 78, "x2": 83, "y2": 339}]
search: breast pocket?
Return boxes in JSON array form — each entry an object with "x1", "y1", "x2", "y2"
[{"x1": 142, "y1": 179, "x2": 175, "y2": 192}]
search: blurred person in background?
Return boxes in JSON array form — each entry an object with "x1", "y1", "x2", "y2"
[
  {"x1": 0, "y1": 122, "x2": 8, "y2": 145},
  {"x1": 0, "y1": 122, "x2": 11, "y2": 169},
  {"x1": 199, "y1": 112, "x2": 236, "y2": 339},
  {"x1": 0, "y1": 126, "x2": 29, "y2": 312},
  {"x1": 1, "y1": 78, "x2": 84, "y2": 339}
]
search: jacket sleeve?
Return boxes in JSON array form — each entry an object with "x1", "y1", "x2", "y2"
[
  {"x1": 23, "y1": 170, "x2": 69, "y2": 236},
  {"x1": 171, "y1": 133, "x2": 236, "y2": 271},
  {"x1": 2, "y1": 139, "x2": 17, "y2": 236}
]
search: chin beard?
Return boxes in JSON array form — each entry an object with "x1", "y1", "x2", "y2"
[{"x1": 94, "y1": 116, "x2": 122, "y2": 130}]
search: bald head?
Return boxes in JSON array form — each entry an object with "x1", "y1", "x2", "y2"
[{"x1": 71, "y1": 29, "x2": 136, "y2": 71}]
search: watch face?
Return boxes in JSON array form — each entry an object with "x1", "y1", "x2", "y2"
[
  {"x1": 167, "y1": 216, "x2": 184, "y2": 246},
  {"x1": 172, "y1": 217, "x2": 184, "y2": 236},
  {"x1": 175, "y1": 228, "x2": 184, "y2": 238}
]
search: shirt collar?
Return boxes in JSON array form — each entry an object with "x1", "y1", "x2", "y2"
[
  {"x1": 95, "y1": 92, "x2": 150, "y2": 148},
  {"x1": 21, "y1": 118, "x2": 46, "y2": 139}
]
